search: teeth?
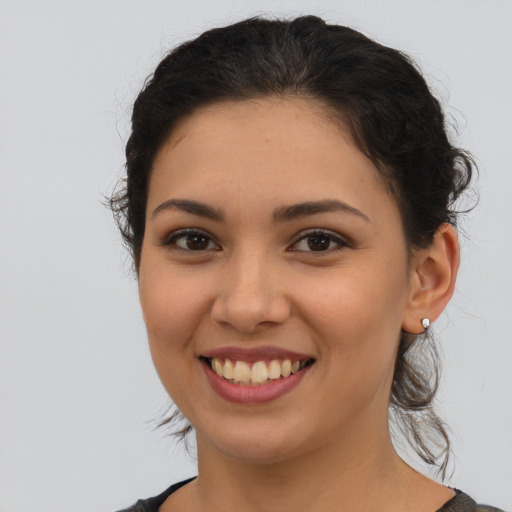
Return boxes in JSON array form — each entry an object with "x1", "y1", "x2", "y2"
[
  {"x1": 209, "y1": 357, "x2": 312, "y2": 385},
  {"x1": 281, "y1": 359, "x2": 292, "y2": 378},
  {"x1": 233, "y1": 361, "x2": 251, "y2": 382},
  {"x1": 212, "y1": 358, "x2": 224, "y2": 377},
  {"x1": 268, "y1": 360, "x2": 281, "y2": 379},
  {"x1": 223, "y1": 359, "x2": 234, "y2": 379},
  {"x1": 251, "y1": 361, "x2": 269, "y2": 384}
]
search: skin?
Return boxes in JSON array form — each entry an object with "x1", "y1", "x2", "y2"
[{"x1": 138, "y1": 97, "x2": 460, "y2": 512}]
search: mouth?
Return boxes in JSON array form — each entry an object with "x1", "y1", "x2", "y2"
[{"x1": 200, "y1": 356, "x2": 315, "y2": 387}]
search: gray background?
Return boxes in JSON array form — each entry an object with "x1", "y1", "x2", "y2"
[{"x1": 0, "y1": 1, "x2": 511, "y2": 511}]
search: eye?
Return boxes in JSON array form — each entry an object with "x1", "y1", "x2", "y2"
[
  {"x1": 163, "y1": 229, "x2": 220, "y2": 251},
  {"x1": 290, "y1": 229, "x2": 348, "y2": 253}
]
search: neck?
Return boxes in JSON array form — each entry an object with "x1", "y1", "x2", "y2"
[{"x1": 192, "y1": 427, "x2": 415, "y2": 512}]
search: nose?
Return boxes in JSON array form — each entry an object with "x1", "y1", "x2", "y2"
[{"x1": 210, "y1": 251, "x2": 291, "y2": 333}]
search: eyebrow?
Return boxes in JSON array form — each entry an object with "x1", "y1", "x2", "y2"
[
  {"x1": 273, "y1": 200, "x2": 371, "y2": 223},
  {"x1": 152, "y1": 198, "x2": 370, "y2": 224},
  {"x1": 152, "y1": 199, "x2": 224, "y2": 221}
]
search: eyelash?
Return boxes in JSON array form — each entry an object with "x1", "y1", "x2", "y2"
[
  {"x1": 162, "y1": 228, "x2": 349, "y2": 254},
  {"x1": 162, "y1": 229, "x2": 220, "y2": 252},
  {"x1": 289, "y1": 229, "x2": 349, "y2": 253}
]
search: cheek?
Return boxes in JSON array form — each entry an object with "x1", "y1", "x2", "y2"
[
  {"x1": 138, "y1": 262, "x2": 213, "y2": 355},
  {"x1": 138, "y1": 265, "x2": 215, "y2": 409},
  {"x1": 292, "y1": 269, "x2": 406, "y2": 422},
  {"x1": 293, "y1": 262, "x2": 408, "y2": 366}
]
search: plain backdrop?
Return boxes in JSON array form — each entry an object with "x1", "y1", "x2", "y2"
[{"x1": 0, "y1": 1, "x2": 511, "y2": 511}]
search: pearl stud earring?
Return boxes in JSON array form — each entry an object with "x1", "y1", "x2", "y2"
[{"x1": 421, "y1": 318, "x2": 430, "y2": 330}]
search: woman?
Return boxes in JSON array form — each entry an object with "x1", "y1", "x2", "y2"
[{"x1": 112, "y1": 16, "x2": 502, "y2": 512}]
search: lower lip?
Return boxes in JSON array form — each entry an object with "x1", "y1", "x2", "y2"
[{"x1": 202, "y1": 360, "x2": 312, "y2": 404}]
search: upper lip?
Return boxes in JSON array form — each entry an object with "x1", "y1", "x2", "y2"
[{"x1": 200, "y1": 345, "x2": 315, "y2": 363}]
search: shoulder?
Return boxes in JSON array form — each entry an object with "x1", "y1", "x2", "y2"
[
  {"x1": 115, "y1": 477, "x2": 196, "y2": 512},
  {"x1": 438, "y1": 489, "x2": 507, "y2": 512},
  {"x1": 116, "y1": 502, "x2": 146, "y2": 512}
]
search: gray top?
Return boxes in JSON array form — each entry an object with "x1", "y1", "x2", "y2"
[{"x1": 116, "y1": 478, "x2": 505, "y2": 512}]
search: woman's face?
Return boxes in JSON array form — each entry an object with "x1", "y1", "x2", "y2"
[{"x1": 139, "y1": 98, "x2": 415, "y2": 464}]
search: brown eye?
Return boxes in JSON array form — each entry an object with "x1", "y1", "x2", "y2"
[
  {"x1": 291, "y1": 229, "x2": 348, "y2": 253},
  {"x1": 307, "y1": 234, "x2": 331, "y2": 251},
  {"x1": 185, "y1": 233, "x2": 210, "y2": 250},
  {"x1": 165, "y1": 230, "x2": 219, "y2": 251}
]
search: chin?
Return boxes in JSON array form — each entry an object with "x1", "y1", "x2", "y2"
[{"x1": 195, "y1": 416, "x2": 315, "y2": 466}]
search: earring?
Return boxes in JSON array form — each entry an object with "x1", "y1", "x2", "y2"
[{"x1": 421, "y1": 318, "x2": 430, "y2": 331}]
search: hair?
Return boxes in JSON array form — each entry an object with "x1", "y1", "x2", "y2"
[{"x1": 110, "y1": 15, "x2": 475, "y2": 477}]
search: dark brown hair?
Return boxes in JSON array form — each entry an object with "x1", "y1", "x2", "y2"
[{"x1": 111, "y1": 15, "x2": 474, "y2": 476}]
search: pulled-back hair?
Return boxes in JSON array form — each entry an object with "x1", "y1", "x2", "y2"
[{"x1": 111, "y1": 15, "x2": 474, "y2": 477}]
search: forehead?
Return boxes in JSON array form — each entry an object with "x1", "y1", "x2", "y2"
[{"x1": 149, "y1": 97, "x2": 396, "y2": 220}]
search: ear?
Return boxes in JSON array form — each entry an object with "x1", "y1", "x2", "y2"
[{"x1": 402, "y1": 224, "x2": 460, "y2": 334}]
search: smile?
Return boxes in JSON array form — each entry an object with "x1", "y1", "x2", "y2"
[
  {"x1": 203, "y1": 357, "x2": 314, "y2": 386},
  {"x1": 200, "y1": 351, "x2": 315, "y2": 404}
]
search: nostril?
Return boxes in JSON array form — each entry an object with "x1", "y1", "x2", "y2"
[{"x1": 210, "y1": 294, "x2": 292, "y2": 333}]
